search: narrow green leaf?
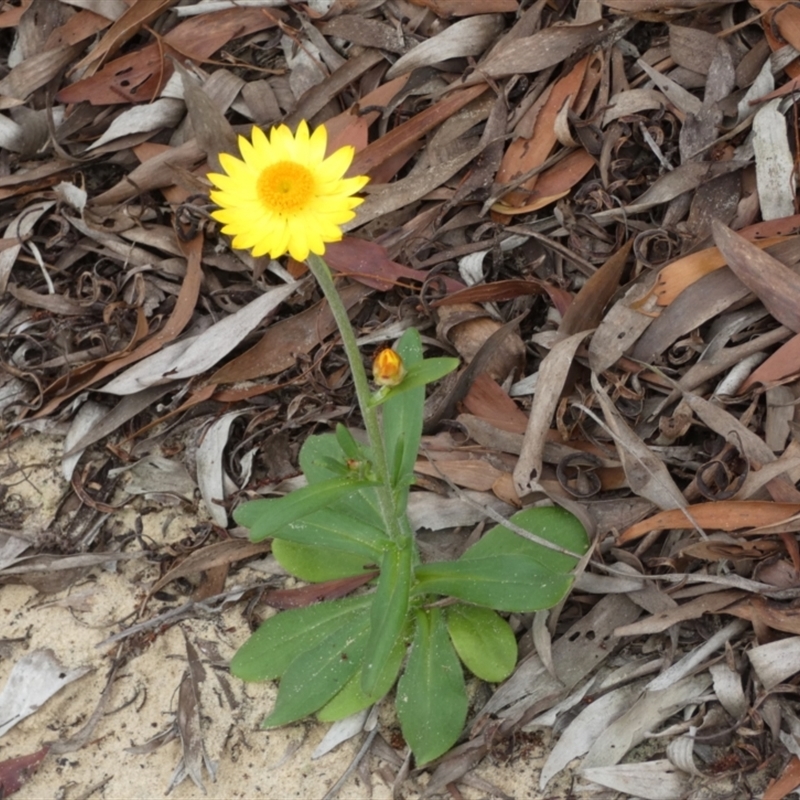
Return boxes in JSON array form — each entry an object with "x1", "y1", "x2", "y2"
[
  {"x1": 230, "y1": 595, "x2": 371, "y2": 682},
  {"x1": 263, "y1": 615, "x2": 371, "y2": 727},
  {"x1": 369, "y1": 357, "x2": 459, "y2": 407},
  {"x1": 361, "y1": 542, "x2": 412, "y2": 696},
  {"x1": 272, "y1": 539, "x2": 377, "y2": 582},
  {"x1": 233, "y1": 476, "x2": 377, "y2": 542},
  {"x1": 382, "y1": 328, "x2": 424, "y2": 492},
  {"x1": 396, "y1": 609, "x2": 467, "y2": 765},
  {"x1": 317, "y1": 632, "x2": 406, "y2": 722},
  {"x1": 445, "y1": 604, "x2": 517, "y2": 683},
  {"x1": 335, "y1": 422, "x2": 361, "y2": 460}
]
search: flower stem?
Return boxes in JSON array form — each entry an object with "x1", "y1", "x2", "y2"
[{"x1": 306, "y1": 253, "x2": 404, "y2": 543}]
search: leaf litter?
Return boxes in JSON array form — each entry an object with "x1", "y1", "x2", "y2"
[{"x1": 3, "y1": 0, "x2": 800, "y2": 797}]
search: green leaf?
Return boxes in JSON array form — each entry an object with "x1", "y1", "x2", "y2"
[
  {"x1": 233, "y1": 476, "x2": 378, "y2": 543},
  {"x1": 369, "y1": 357, "x2": 459, "y2": 407},
  {"x1": 414, "y1": 558, "x2": 574, "y2": 611},
  {"x1": 382, "y1": 328, "x2": 424, "y2": 493},
  {"x1": 272, "y1": 539, "x2": 377, "y2": 582},
  {"x1": 263, "y1": 614, "x2": 371, "y2": 727},
  {"x1": 300, "y1": 434, "x2": 384, "y2": 530},
  {"x1": 396, "y1": 609, "x2": 467, "y2": 765},
  {"x1": 445, "y1": 604, "x2": 517, "y2": 683},
  {"x1": 317, "y1": 632, "x2": 406, "y2": 722},
  {"x1": 270, "y1": 509, "x2": 388, "y2": 559},
  {"x1": 230, "y1": 595, "x2": 371, "y2": 682},
  {"x1": 335, "y1": 422, "x2": 361, "y2": 460},
  {"x1": 414, "y1": 506, "x2": 589, "y2": 612},
  {"x1": 361, "y1": 542, "x2": 412, "y2": 696}
]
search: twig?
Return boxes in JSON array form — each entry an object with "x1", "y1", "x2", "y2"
[
  {"x1": 95, "y1": 584, "x2": 272, "y2": 648},
  {"x1": 421, "y1": 449, "x2": 587, "y2": 559},
  {"x1": 321, "y1": 728, "x2": 379, "y2": 800}
]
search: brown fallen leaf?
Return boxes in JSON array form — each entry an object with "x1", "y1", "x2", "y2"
[
  {"x1": 619, "y1": 501, "x2": 800, "y2": 544},
  {"x1": 325, "y1": 237, "x2": 464, "y2": 293},
  {"x1": 57, "y1": 7, "x2": 284, "y2": 105},
  {"x1": 559, "y1": 240, "x2": 632, "y2": 335},
  {"x1": 349, "y1": 84, "x2": 487, "y2": 177},
  {"x1": 739, "y1": 331, "x2": 800, "y2": 392},
  {"x1": 494, "y1": 56, "x2": 591, "y2": 209},
  {"x1": 712, "y1": 220, "x2": 800, "y2": 333},
  {"x1": 148, "y1": 539, "x2": 273, "y2": 597},
  {"x1": 68, "y1": 0, "x2": 180, "y2": 79},
  {"x1": 33, "y1": 233, "x2": 203, "y2": 418},
  {"x1": 210, "y1": 282, "x2": 371, "y2": 385},
  {"x1": 765, "y1": 757, "x2": 800, "y2": 800}
]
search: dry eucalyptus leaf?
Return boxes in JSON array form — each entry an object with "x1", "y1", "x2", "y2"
[
  {"x1": 753, "y1": 99, "x2": 796, "y2": 221},
  {"x1": 0, "y1": 649, "x2": 91, "y2": 738},
  {"x1": 101, "y1": 281, "x2": 299, "y2": 394},
  {"x1": 386, "y1": 15, "x2": 505, "y2": 79},
  {"x1": 514, "y1": 330, "x2": 590, "y2": 498},
  {"x1": 581, "y1": 760, "x2": 692, "y2": 800}
]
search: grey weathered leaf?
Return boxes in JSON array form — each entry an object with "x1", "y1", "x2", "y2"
[
  {"x1": 101, "y1": 282, "x2": 298, "y2": 394},
  {"x1": 0, "y1": 650, "x2": 91, "y2": 738}
]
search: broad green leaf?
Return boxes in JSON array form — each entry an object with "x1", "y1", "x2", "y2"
[
  {"x1": 271, "y1": 509, "x2": 388, "y2": 559},
  {"x1": 382, "y1": 328, "x2": 424, "y2": 493},
  {"x1": 414, "y1": 557, "x2": 574, "y2": 611},
  {"x1": 369, "y1": 357, "x2": 459, "y2": 407},
  {"x1": 361, "y1": 542, "x2": 411, "y2": 696},
  {"x1": 396, "y1": 608, "x2": 467, "y2": 765},
  {"x1": 263, "y1": 615, "x2": 371, "y2": 727},
  {"x1": 272, "y1": 539, "x2": 377, "y2": 582},
  {"x1": 233, "y1": 476, "x2": 377, "y2": 542},
  {"x1": 445, "y1": 604, "x2": 516, "y2": 683},
  {"x1": 300, "y1": 434, "x2": 384, "y2": 529},
  {"x1": 230, "y1": 595, "x2": 371, "y2": 682},
  {"x1": 413, "y1": 506, "x2": 589, "y2": 611},
  {"x1": 317, "y1": 632, "x2": 406, "y2": 722}
]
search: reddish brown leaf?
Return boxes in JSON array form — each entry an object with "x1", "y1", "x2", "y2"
[
  {"x1": 325, "y1": 237, "x2": 465, "y2": 293},
  {"x1": 494, "y1": 56, "x2": 590, "y2": 208},
  {"x1": 764, "y1": 756, "x2": 800, "y2": 800},
  {"x1": 57, "y1": 7, "x2": 284, "y2": 105},
  {"x1": 619, "y1": 501, "x2": 800, "y2": 544},
  {"x1": 69, "y1": 0, "x2": 180, "y2": 78},
  {"x1": 349, "y1": 84, "x2": 488, "y2": 178},
  {"x1": 0, "y1": 747, "x2": 49, "y2": 797},
  {"x1": 739, "y1": 331, "x2": 800, "y2": 392},
  {"x1": 462, "y1": 373, "x2": 530, "y2": 434},
  {"x1": 263, "y1": 572, "x2": 379, "y2": 609}
]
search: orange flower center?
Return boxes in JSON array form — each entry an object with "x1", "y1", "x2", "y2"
[{"x1": 257, "y1": 161, "x2": 315, "y2": 214}]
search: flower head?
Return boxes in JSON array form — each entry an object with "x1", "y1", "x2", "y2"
[
  {"x1": 373, "y1": 348, "x2": 406, "y2": 387},
  {"x1": 208, "y1": 122, "x2": 369, "y2": 262}
]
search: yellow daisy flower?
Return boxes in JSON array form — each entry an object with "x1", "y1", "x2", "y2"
[{"x1": 208, "y1": 121, "x2": 369, "y2": 262}]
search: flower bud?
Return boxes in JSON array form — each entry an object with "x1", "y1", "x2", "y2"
[{"x1": 373, "y1": 348, "x2": 406, "y2": 387}]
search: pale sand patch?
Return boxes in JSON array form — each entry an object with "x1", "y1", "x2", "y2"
[{"x1": 1, "y1": 431, "x2": 576, "y2": 800}]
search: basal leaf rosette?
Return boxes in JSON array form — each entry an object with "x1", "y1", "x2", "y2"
[{"x1": 208, "y1": 121, "x2": 369, "y2": 261}]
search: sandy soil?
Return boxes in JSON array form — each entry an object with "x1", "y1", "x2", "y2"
[{"x1": 0, "y1": 430, "x2": 577, "y2": 800}]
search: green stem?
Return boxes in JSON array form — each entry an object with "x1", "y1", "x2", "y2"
[{"x1": 306, "y1": 253, "x2": 405, "y2": 544}]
